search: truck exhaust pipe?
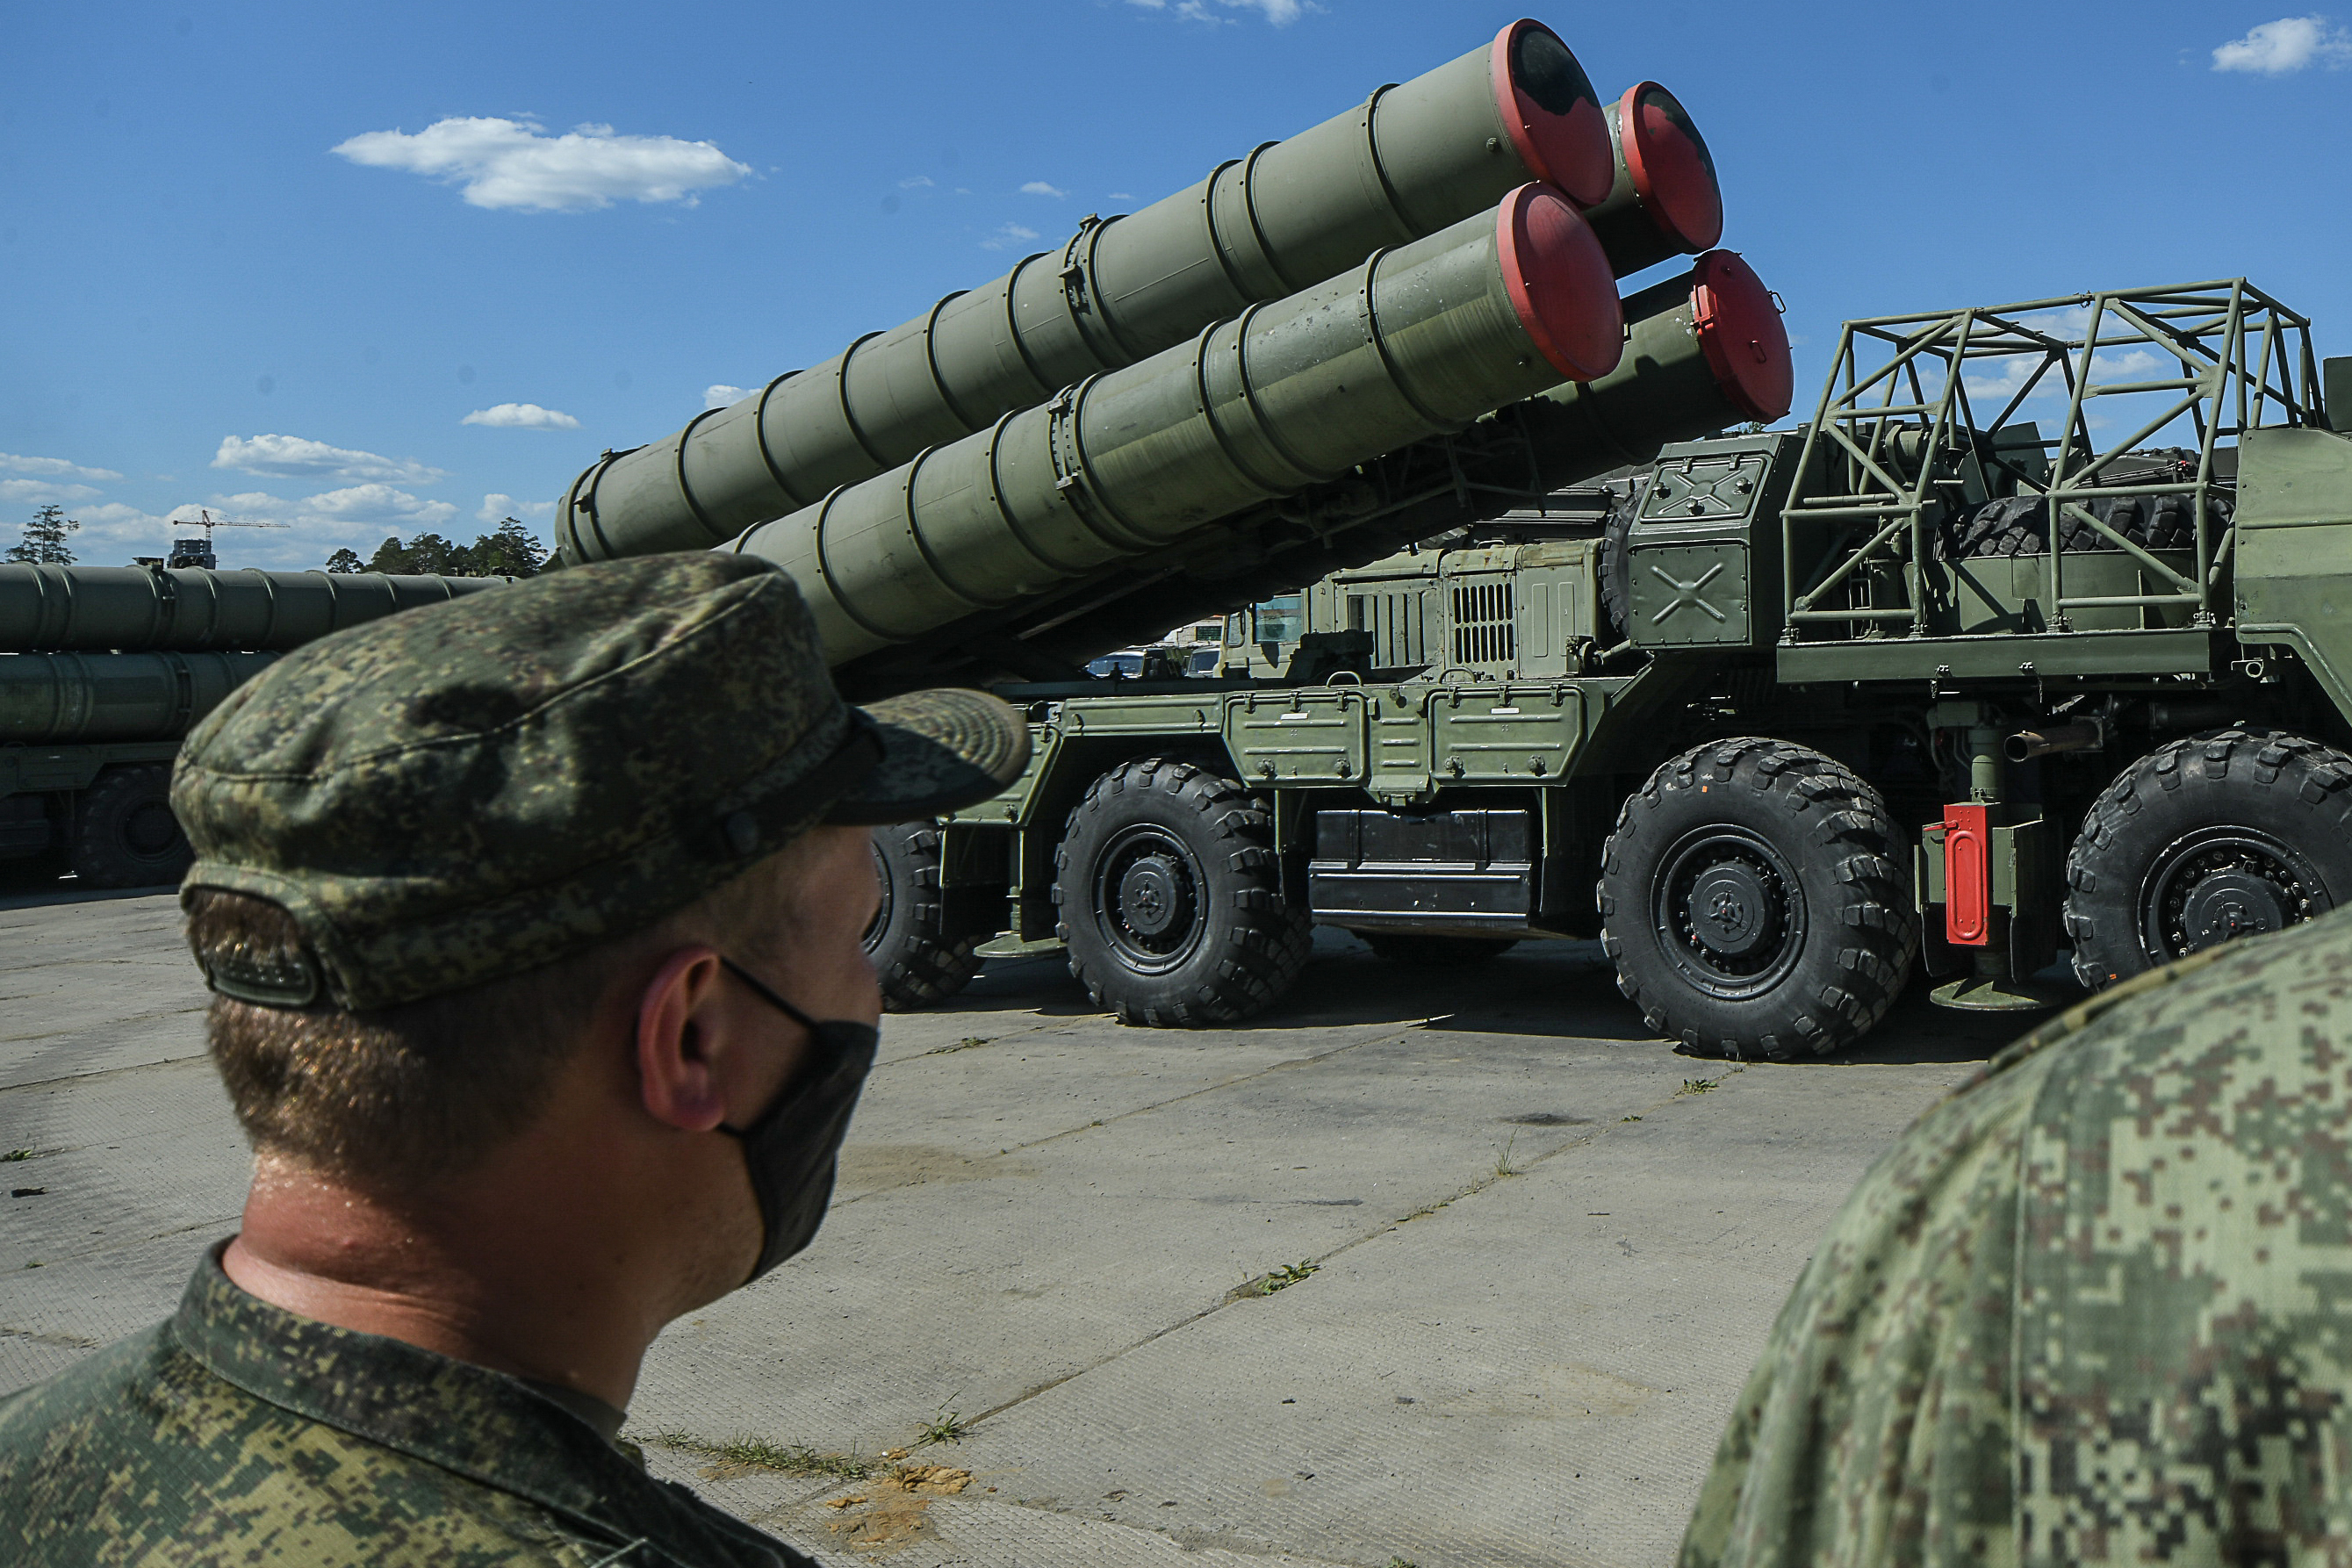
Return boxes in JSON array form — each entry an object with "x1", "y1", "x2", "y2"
[{"x1": 2005, "y1": 717, "x2": 2104, "y2": 762}]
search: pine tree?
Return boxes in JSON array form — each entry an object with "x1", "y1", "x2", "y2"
[
  {"x1": 6, "y1": 505, "x2": 80, "y2": 565},
  {"x1": 467, "y1": 517, "x2": 548, "y2": 578},
  {"x1": 323, "y1": 548, "x2": 365, "y2": 573}
]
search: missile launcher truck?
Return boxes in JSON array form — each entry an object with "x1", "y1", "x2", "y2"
[
  {"x1": 0, "y1": 565, "x2": 500, "y2": 887},
  {"x1": 910, "y1": 278, "x2": 2350, "y2": 1061},
  {"x1": 553, "y1": 20, "x2": 2347, "y2": 1058}
]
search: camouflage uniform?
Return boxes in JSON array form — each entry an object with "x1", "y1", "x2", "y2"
[
  {"x1": 0, "y1": 556, "x2": 1030, "y2": 1563},
  {"x1": 1679, "y1": 917, "x2": 2352, "y2": 1568},
  {"x1": 0, "y1": 1246, "x2": 812, "y2": 1565}
]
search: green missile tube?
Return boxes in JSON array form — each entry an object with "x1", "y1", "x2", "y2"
[
  {"x1": 556, "y1": 19, "x2": 1615, "y2": 565},
  {"x1": 1528, "y1": 248, "x2": 1793, "y2": 460},
  {"x1": 900, "y1": 249, "x2": 1794, "y2": 686},
  {"x1": 730, "y1": 184, "x2": 1622, "y2": 664},
  {"x1": 0, "y1": 565, "x2": 503, "y2": 653},
  {"x1": 0, "y1": 650, "x2": 278, "y2": 743},
  {"x1": 1580, "y1": 82, "x2": 1723, "y2": 282}
]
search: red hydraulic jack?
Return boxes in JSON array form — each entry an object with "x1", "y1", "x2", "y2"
[{"x1": 1921, "y1": 712, "x2": 2073, "y2": 1012}]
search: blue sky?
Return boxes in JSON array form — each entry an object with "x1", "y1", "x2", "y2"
[{"x1": 4, "y1": 0, "x2": 2347, "y2": 571}]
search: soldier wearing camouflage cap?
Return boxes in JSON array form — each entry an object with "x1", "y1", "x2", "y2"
[
  {"x1": 1679, "y1": 915, "x2": 2352, "y2": 1568},
  {"x1": 0, "y1": 554, "x2": 1029, "y2": 1564}
]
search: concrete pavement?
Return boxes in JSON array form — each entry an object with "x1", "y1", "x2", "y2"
[{"x1": 0, "y1": 888, "x2": 2027, "y2": 1565}]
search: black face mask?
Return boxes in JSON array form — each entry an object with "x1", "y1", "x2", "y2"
[{"x1": 715, "y1": 957, "x2": 880, "y2": 1284}]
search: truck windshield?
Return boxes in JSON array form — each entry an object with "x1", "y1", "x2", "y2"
[{"x1": 1252, "y1": 594, "x2": 1305, "y2": 645}]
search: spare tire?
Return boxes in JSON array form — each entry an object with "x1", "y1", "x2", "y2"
[
  {"x1": 1598, "y1": 478, "x2": 1646, "y2": 642},
  {"x1": 1946, "y1": 490, "x2": 2228, "y2": 558}
]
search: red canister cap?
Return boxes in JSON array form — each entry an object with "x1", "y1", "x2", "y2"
[
  {"x1": 1497, "y1": 183, "x2": 1624, "y2": 383},
  {"x1": 1617, "y1": 83, "x2": 1723, "y2": 255},
  {"x1": 1490, "y1": 21, "x2": 1613, "y2": 209},
  {"x1": 1689, "y1": 250, "x2": 1792, "y2": 421}
]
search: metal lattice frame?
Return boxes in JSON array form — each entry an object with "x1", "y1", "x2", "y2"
[{"x1": 1780, "y1": 280, "x2": 2323, "y2": 640}]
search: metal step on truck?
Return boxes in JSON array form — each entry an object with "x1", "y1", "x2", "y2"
[{"x1": 878, "y1": 279, "x2": 2348, "y2": 1058}]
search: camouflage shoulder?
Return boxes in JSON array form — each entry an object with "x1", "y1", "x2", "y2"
[
  {"x1": 2006, "y1": 910, "x2": 2352, "y2": 1562},
  {"x1": 0, "y1": 1324, "x2": 687, "y2": 1565},
  {"x1": 1679, "y1": 1026, "x2": 2049, "y2": 1568}
]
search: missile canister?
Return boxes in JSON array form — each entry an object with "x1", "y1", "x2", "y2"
[
  {"x1": 556, "y1": 19, "x2": 1615, "y2": 565},
  {"x1": 0, "y1": 565, "x2": 503, "y2": 652},
  {"x1": 1527, "y1": 248, "x2": 1792, "y2": 458},
  {"x1": 0, "y1": 650, "x2": 278, "y2": 743},
  {"x1": 960, "y1": 250, "x2": 1792, "y2": 681},
  {"x1": 730, "y1": 184, "x2": 1622, "y2": 664},
  {"x1": 1579, "y1": 83, "x2": 1723, "y2": 281}
]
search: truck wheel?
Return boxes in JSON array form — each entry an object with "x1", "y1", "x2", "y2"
[
  {"x1": 1363, "y1": 932, "x2": 1519, "y2": 966},
  {"x1": 72, "y1": 766, "x2": 192, "y2": 889},
  {"x1": 2064, "y1": 728, "x2": 2352, "y2": 989},
  {"x1": 1056, "y1": 758, "x2": 1311, "y2": 1026},
  {"x1": 865, "y1": 824, "x2": 985, "y2": 1012},
  {"x1": 1598, "y1": 738, "x2": 1917, "y2": 1061}
]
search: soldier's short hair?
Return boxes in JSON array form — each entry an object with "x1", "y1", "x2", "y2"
[{"x1": 186, "y1": 834, "x2": 826, "y2": 1189}]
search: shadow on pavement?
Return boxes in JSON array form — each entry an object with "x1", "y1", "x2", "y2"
[
  {"x1": 0, "y1": 881, "x2": 180, "y2": 914},
  {"x1": 950, "y1": 930, "x2": 1655, "y2": 1040}
]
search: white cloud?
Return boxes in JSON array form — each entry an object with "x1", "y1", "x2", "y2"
[
  {"x1": 461, "y1": 402, "x2": 580, "y2": 429},
  {"x1": 2092, "y1": 349, "x2": 2165, "y2": 380},
  {"x1": 1130, "y1": 0, "x2": 1310, "y2": 22},
  {"x1": 213, "y1": 433, "x2": 446, "y2": 484},
  {"x1": 1020, "y1": 180, "x2": 1068, "y2": 198},
  {"x1": 706, "y1": 384, "x2": 751, "y2": 409},
  {"x1": 2212, "y1": 14, "x2": 2352, "y2": 72},
  {"x1": 478, "y1": 493, "x2": 556, "y2": 523},
  {"x1": 0, "y1": 452, "x2": 122, "y2": 482},
  {"x1": 0, "y1": 478, "x2": 104, "y2": 505},
  {"x1": 899, "y1": 176, "x2": 936, "y2": 190},
  {"x1": 980, "y1": 222, "x2": 1042, "y2": 252},
  {"x1": 333, "y1": 116, "x2": 752, "y2": 212},
  {"x1": 217, "y1": 486, "x2": 458, "y2": 530}
]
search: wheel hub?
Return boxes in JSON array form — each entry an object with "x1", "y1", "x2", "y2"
[
  {"x1": 1118, "y1": 854, "x2": 1189, "y2": 939},
  {"x1": 2177, "y1": 868, "x2": 2292, "y2": 948},
  {"x1": 2144, "y1": 828, "x2": 2323, "y2": 961},
  {"x1": 1091, "y1": 824, "x2": 1209, "y2": 974},
  {"x1": 1688, "y1": 862, "x2": 1773, "y2": 957},
  {"x1": 1651, "y1": 826, "x2": 1808, "y2": 998},
  {"x1": 122, "y1": 802, "x2": 181, "y2": 859},
  {"x1": 862, "y1": 840, "x2": 895, "y2": 951}
]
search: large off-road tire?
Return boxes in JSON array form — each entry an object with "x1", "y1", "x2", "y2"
[
  {"x1": 71, "y1": 766, "x2": 192, "y2": 889},
  {"x1": 1056, "y1": 759, "x2": 1311, "y2": 1026},
  {"x1": 865, "y1": 823, "x2": 985, "y2": 1012},
  {"x1": 1947, "y1": 491, "x2": 2227, "y2": 558},
  {"x1": 2064, "y1": 728, "x2": 2352, "y2": 989},
  {"x1": 1362, "y1": 932, "x2": 1519, "y2": 966},
  {"x1": 1598, "y1": 738, "x2": 1917, "y2": 1061}
]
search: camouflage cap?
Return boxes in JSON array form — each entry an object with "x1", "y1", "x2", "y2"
[{"x1": 171, "y1": 553, "x2": 1028, "y2": 1012}]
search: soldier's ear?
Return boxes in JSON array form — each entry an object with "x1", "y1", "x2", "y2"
[{"x1": 633, "y1": 947, "x2": 731, "y2": 1133}]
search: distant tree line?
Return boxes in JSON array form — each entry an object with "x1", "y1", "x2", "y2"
[
  {"x1": 325, "y1": 517, "x2": 548, "y2": 578},
  {"x1": 5, "y1": 505, "x2": 80, "y2": 565}
]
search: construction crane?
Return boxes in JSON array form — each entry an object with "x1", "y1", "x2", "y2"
[{"x1": 163, "y1": 508, "x2": 288, "y2": 571}]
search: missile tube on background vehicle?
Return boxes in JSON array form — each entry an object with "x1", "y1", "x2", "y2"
[
  {"x1": 724, "y1": 184, "x2": 1624, "y2": 665},
  {"x1": 845, "y1": 249, "x2": 1792, "y2": 692},
  {"x1": 0, "y1": 565, "x2": 505, "y2": 653},
  {"x1": 0, "y1": 650, "x2": 279, "y2": 744},
  {"x1": 554, "y1": 19, "x2": 1647, "y2": 566}
]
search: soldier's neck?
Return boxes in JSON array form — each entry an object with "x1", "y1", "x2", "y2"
[{"x1": 223, "y1": 1149, "x2": 661, "y2": 1413}]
